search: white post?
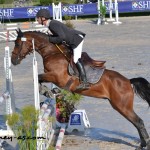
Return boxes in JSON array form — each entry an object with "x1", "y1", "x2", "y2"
[
  {"x1": 32, "y1": 39, "x2": 40, "y2": 111},
  {"x1": 32, "y1": 39, "x2": 56, "y2": 149},
  {"x1": 0, "y1": 46, "x2": 15, "y2": 137},
  {"x1": 97, "y1": 0, "x2": 106, "y2": 25},
  {"x1": 32, "y1": 39, "x2": 42, "y2": 150},
  {"x1": 4, "y1": 46, "x2": 16, "y2": 116},
  {"x1": 0, "y1": 12, "x2": 3, "y2": 24},
  {"x1": 97, "y1": 0, "x2": 101, "y2": 25},
  {"x1": 52, "y1": 2, "x2": 62, "y2": 22},
  {"x1": 107, "y1": 0, "x2": 115, "y2": 22},
  {"x1": 113, "y1": 0, "x2": 122, "y2": 24}
]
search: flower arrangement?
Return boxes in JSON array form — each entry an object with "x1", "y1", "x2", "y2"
[
  {"x1": 54, "y1": 89, "x2": 82, "y2": 123},
  {"x1": 39, "y1": 85, "x2": 82, "y2": 122}
]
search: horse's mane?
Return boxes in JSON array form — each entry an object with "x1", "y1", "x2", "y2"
[
  {"x1": 25, "y1": 31, "x2": 48, "y2": 37},
  {"x1": 21, "y1": 30, "x2": 50, "y2": 42}
]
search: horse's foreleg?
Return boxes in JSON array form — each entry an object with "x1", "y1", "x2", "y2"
[
  {"x1": 38, "y1": 73, "x2": 56, "y2": 84},
  {"x1": 38, "y1": 73, "x2": 58, "y2": 97}
]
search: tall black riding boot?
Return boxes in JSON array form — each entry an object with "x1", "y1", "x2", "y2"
[{"x1": 75, "y1": 59, "x2": 90, "y2": 90}]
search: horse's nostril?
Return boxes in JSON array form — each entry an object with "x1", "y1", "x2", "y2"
[{"x1": 11, "y1": 58, "x2": 19, "y2": 66}]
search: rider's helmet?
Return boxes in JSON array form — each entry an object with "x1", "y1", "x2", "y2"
[{"x1": 36, "y1": 9, "x2": 51, "y2": 19}]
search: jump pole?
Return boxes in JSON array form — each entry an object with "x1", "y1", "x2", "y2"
[
  {"x1": 56, "y1": 124, "x2": 66, "y2": 150},
  {"x1": 32, "y1": 39, "x2": 43, "y2": 150},
  {"x1": 32, "y1": 39, "x2": 55, "y2": 150}
]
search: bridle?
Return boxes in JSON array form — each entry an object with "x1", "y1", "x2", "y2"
[
  {"x1": 12, "y1": 37, "x2": 32, "y2": 62},
  {"x1": 12, "y1": 36, "x2": 47, "y2": 63}
]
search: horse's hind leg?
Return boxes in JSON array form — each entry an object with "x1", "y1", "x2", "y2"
[
  {"x1": 110, "y1": 95, "x2": 150, "y2": 149},
  {"x1": 128, "y1": 112, "x2": 150, "y2": 150}
]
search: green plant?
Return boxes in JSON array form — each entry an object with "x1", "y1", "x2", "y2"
[
  {"x1": 64, "y1": 15, "x2": 75, "y2": 29},
  {"x1": 100, "y1": 2, "x2": 106, "y2": 18},
  {"x1": 6, "y1": 105, "x2": 39, "y2": 150},
  {"x1": 56, "y1": 89, "x2": 82, "y2": 123},
  {"x1": 40, "y1": 0, "x2": 52, "y2": 5},
  {"x1": 60, "y1": 89, "x2": 82, "y2": 104},
  {"x1": 0, "y1": 0, "x2": 5, "y2": 4}
]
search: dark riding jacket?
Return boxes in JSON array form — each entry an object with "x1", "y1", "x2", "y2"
[{"x1": 47, "y1": 20, "x2": 86, "y2": 49}]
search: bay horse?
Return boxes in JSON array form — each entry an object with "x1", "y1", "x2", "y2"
[{"x1": 11, "y1": 29, "x2": 150, "y2": 150}]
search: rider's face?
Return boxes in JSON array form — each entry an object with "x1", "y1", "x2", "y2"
[{"x1": 36, "y1": 17, "x2": 47, "y2": 26}]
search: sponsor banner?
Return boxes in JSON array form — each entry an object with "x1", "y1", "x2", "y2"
[
  {"x1": 0, "y1": 1, "x2": 149, "y2": 20},
  {"x1": 0, "y1": 6, "x2": 52, "y2": 19},
  {"x1": 62, "y1": 3, "x2": 97, "y2": 16}
]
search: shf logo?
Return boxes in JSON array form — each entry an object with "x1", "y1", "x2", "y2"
[
  {"x1": 27, "y1": 8, "x2": 39, "y2": 16},
  {"x1": 132, "y1": 1, "x2": 150, "y2": 9},
  {"x1": 70, "y1": 114, "x2": 81, "y2": 125},
  {"x1": 62, "y1": 6, "x2": 69, "y2": 12},
  {"x1": 132, "y1": 2, "x2": 139, "y2": 8}
]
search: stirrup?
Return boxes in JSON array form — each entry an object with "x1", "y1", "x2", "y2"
[{"x1": 76, "y1": 82, "x2": 90, "y2": 90}]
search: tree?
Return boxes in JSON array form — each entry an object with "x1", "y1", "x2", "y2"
[{"x1": 0, "y1": 0, "x2": 5, "y2": 4}]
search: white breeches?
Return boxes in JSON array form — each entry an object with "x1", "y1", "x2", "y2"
[{"x1": 73, "y1": 38, "x2": 84, "y2": 63}]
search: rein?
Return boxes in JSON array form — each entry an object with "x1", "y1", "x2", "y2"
[{"x1": 55, "y1": 44, "x2": 70, "y2": 62}]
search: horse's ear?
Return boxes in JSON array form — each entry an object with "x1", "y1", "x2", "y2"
[{"x1": 16, "y1": 28, "x2": 23, "y2": 37}]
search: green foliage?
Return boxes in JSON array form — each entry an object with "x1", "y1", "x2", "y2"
[
  {"x1": 39, "y1": 0, "x2": 76, "y2": 5},
  {"x1": 64, "y1": 15, "x2": 75, "y2": 29},
  {"x1": 56, "y1": 89, "x2": 82, "y2": 123},
  {"x1": 0, "y1": 0, "x2": 5, "y2": 4},
  {"x1": 40, "y1": 0, "x2": 52, "y2": 5},
  {"x1": 60, "y1": 89, "x2": 82, "y2": 105},
  {"x1": 100, "y1": 2, "x2": 106, "y2": 17},
  {"x1": 6, "y1": 105, "x2": 39, "y2": 150}
]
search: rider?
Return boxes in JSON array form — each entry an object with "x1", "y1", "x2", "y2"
[{"x1": 36, "y1": 9, "x2": 90, "y2": 90}]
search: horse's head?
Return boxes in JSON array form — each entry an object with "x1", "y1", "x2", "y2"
[
  {"x1": 11, "y1": 28, "x2": 70, "y2": 66},
  {"x1": 11, "y1": 28, "x2": 34, "y2": 65}
]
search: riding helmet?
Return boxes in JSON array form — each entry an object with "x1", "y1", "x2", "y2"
[{"x1": 36, "y1": 9, "x2": 51, "y2": 19}]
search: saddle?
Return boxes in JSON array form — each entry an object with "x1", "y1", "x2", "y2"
[{"x1": 68, "y1": 52, "x2": 106, "y2": 84}]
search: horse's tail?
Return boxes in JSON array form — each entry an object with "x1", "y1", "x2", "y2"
[{"x1": 130, "y1": 77, "x2": 150, "y2": 107}]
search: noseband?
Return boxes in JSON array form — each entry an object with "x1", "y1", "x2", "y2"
[{"x1": 12, "y1": 37, "x2": 32, "y2": 62}]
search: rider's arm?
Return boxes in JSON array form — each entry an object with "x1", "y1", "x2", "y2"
[{"x1": 48, "y1": 21, "x2": 66, "y2": 44}]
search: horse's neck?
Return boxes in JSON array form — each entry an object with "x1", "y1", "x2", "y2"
[
  {"x1": 31, "y1": 34, "x2": 51, "y2": 57},
  {"x1": 37, "y1": 43, "x2": 71, "y2": 63}
]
